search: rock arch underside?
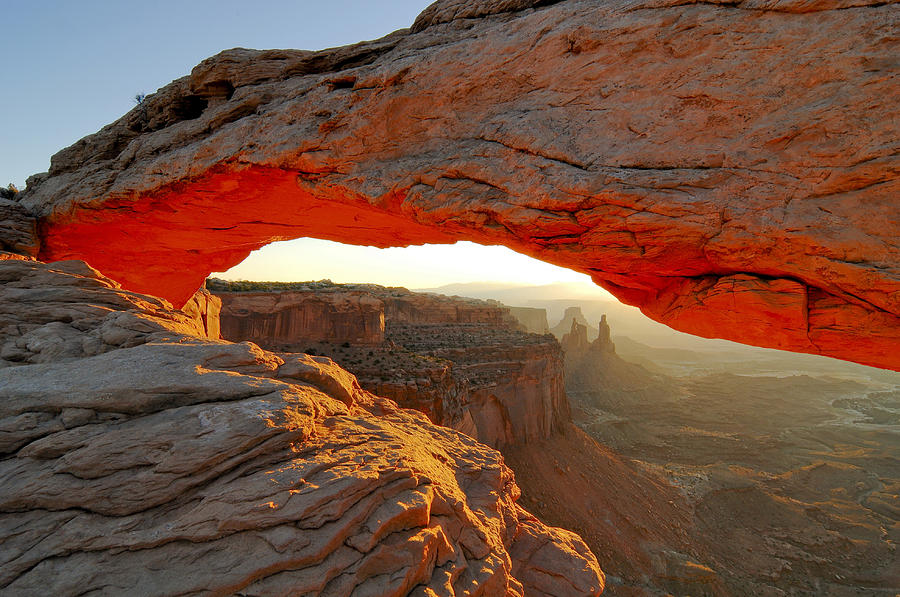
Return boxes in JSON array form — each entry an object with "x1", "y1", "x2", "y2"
[{"x1": 18, "y1": 0, "x2": 900, "y2": 372}]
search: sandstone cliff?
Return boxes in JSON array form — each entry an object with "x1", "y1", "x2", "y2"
[
  {"x1": 217, "y1": 288, "x2": 385, "y2": 346},
  {"x1": 16, "y1": 0, "x2": 898, "y2": 369},
  {"x1": 0, "y1": 257, "x2": 604, "y2": 596},
  {"x1": 384, "y1": 290, "x2": 522, "y2": 329},
  {"x1": 212, "y1": 281, "x2": 569, "y2": 448},
  {"x1": 389, "y1": 322, "x2": 570, "y2": 448}
]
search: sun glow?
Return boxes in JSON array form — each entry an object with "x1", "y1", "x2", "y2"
[{"x1": 214, "y1": 238, "x2": 604, "y2": 291}]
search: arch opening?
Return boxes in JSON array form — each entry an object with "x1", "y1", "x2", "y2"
[
  {"x1": 35, "y1": 169, "x2": 900, "y2": 372},
  {"x1": 25, "y1": 0, "x2": 899, "y2": 371}
]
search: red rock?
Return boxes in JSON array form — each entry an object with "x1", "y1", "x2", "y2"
[
  {"x1": 384, "y1": 291, "x2": 521, "y2": 328},
  {"x1": 0, "y1": 258, "x2": 605, "y2": 596},
  {"x1": 17, "y1": 0, "x2": 898, "y2": 370},
  {"x1": 218, "y1": 289, "x2": 385, "y2": 346},
  {"x1": 211, "y1": 281, "x2": 570, "y2": 448}
]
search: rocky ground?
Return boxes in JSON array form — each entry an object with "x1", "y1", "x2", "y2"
[
  {"x1": 0, "y1": 257, "x2": 605, "y2": 596},
  {"x1": 503, "y1": 424, "x2": 729, "y2": 596}
]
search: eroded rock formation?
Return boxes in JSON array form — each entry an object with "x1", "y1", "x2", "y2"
[
  {"x1": 560, "y1": 319, "x2": 590, "y2": 358},
  {"x1": 211, "y1": 281, "x2": 569, "y2": 448},
  {"x1": 388, "y1": 322, "x2": 569, "y2": 448},
  {"x1": 0, "y1": 258, "x2": 604, "y2": 596},
  {"x1": 0, "y1": 199, "x2": 38, "y2": 258},
  {"x1": 552, "y1": 307, "x2": 595, "y2": 341},
  {"x1": 596, "y1": 314, "x2": 615, "y2": 354},
  {"x1": 16, "y1": 0, "x2": 899, "y2": 370},
  {"x1": 217, "y1": 288, "x2": 385, "y2": 346},
  {"x1": 384, "y1": 291, "x2": 521, "y2": 328},
  {"x1": 560, "y1": 313, "x2": 616, "y2": 362}
]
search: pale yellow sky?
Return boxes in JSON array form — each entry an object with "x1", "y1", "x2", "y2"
[{"x1": 215, "y1": 238, "x2": 600, "y2": 290}]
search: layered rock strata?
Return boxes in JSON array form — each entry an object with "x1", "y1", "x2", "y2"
[
  {"x1": 383, "y1": 290, "x2": 522, "y2": 329},
  {"x1": 17, "y1": 0, "x2": 899, "y2": 369},
  {"x1": 212, "y1": 281, "x2": 569, "y2": 448},
  {"x1": 0, "y1": 258, "x2": 604, "y2": 596},
  {"x1": 0, "y1": 259, "x2": 219, "y2": 366},
  {"x1": 388, "y1": 321, "x2": 570, "y2": 448},
  {"x1": 0, "y1": 200, "x2": 38, "y2": 258},
  {"x1": 217, "y1": 288, "x2": 385, "y2": 346}
]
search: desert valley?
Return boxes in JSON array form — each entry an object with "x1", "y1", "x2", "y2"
[{"x1": 1, "y1": 0, "x2": 898, "y2": 595}]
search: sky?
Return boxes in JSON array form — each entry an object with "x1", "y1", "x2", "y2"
[{"x1": 0, "y1": 0, "x2": 603, "y2": 291}]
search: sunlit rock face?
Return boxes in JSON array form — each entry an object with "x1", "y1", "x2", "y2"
[
  {"x1": 212, "y1": 282, "x2": 569, "y2": 448},
  {"x1": 19, "y1": 0, "x2": 899, "y2": 370},
  {"x1": 218, "y1": 289, "x2": 386, "y2": 346},
  {"x1": 0, "y1": 258, "x2": 604, "y2": 596}
]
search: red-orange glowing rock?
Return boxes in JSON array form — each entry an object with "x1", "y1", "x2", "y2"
[{"x1": 20, "y1": 0, "x2": 899, "y2": 370}]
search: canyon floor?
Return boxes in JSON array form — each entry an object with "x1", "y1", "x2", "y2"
[{"x1": 565, "y1": 334, "x2": 900, "y2": 596}]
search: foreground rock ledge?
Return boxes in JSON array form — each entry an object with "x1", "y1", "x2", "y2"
[
  {"x1": 0, "y1": 258, "x2": 604, "y2": 596},
  {"x1": 19, "y1": 0, "x2": 900, "y2": 370}
]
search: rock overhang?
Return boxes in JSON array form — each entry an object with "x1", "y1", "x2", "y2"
[{"x1": 14, "y1": 0, "x2": 899, "y2": 370}]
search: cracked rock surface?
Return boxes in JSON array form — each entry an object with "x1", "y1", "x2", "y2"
[
  {"x1": 19, "y1": 0, "x2": 899, "y2": 369},
  {"x1": 0, "y1": 258, "x2": 603, "y2": 596}
]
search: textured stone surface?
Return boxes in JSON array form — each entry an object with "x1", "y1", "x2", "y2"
[
  {"x1": 18, "y1": 0, "x2": 900, "y2": 369},
  {"x1": 212, "y1": 282, "x2": 569, "y2": 448},
  {"x1": 396, "y1": 326, "x2": 570, "y2": 448},
  {"x1": 383, "y1": 290, "x2": 521, "y2": 329},
  {"x1": 0, "y1": 259, "x2": 217, "y2": 366},
  {"x1": 0, "y1": 259, "x2": 604, "y2": 596},
  {"x1": 182, "y1": 286, "x2": 222, "y2": 339},
  {"x1": 0, "y1": 199, "x2": 37, "y2": 257},
  {"x1": 218, "y1": 289, "x2": 386, "y2": 346}
]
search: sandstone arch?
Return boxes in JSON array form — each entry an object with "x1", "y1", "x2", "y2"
[{"x1": 19, "y1": 0, "x2": 899, "y2": 370}]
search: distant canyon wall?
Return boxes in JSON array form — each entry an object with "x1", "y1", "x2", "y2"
[
  {"x1": 508, "y1": 306, "x2": 551, "y2": 335},
  {"x1": 385, "y1": 292, "x2": 522, "y2": 328},
  {"x1": 217, "y1": 290, "x2": 385, "y2": 346},
  {"x1": 432, "y1": 339, "x2": 570, "y2": 448},
  {"x1": 212, "y1": 283, "x2": 569, "y2": 448}
]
